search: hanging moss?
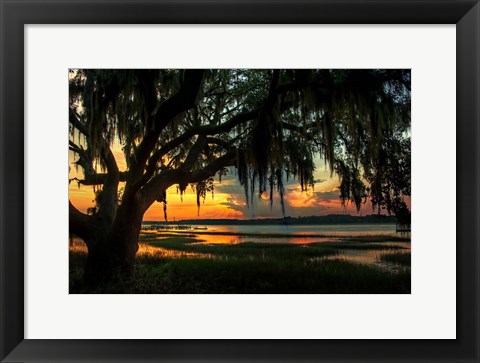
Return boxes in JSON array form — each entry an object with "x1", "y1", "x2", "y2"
[{"x1": 69, "y1": 68, "x2": 410, "y2": 221}]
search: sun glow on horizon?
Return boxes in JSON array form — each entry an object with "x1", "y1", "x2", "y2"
[{"x1": 69, "y1": 143, "x2": 410, "y2": 222}]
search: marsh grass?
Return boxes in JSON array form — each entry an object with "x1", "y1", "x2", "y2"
[
  {"x1": 379, "y1": 251, "x2": 411, "y2": 266},
  {"x1": 311, "y1": 242, "x2": 407, "y2": 250},
  {"x1": 341, "y1": 235, "x2": 410, "y2": 242},
  {"x1": 147, "y1": 237, "x2": 339, "y2": 260},
  {"x1": 69, "y1": 235, "x2": 411, "y2": 294}
]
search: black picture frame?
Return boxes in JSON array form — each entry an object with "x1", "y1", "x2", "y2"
[{"x1": 1, "y1": 1, "x2": 479, "y2": 362}]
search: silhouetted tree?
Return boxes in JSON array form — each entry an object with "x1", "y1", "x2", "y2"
[{"x1": 69, "y1": 69, "x2": 411, "y2": 284}]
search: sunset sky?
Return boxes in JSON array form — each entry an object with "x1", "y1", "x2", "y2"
[{"x1": 69, "y1": 146, "x2": 407, "y2": 221}]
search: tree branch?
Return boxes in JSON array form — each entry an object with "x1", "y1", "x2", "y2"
[
  {"x1": 96, "y1": 143, "x2": 120, "y2": 223},
  {"x1": 205, "y1": 137, "x2": 234, "y2": 150},
  {"x1": 69, "y1": 96, "x2": 120, "y2": 225},
  {"x1": 69, "y1": 108, "x2": 88, "y2": 135},
  {"x1": 185, "y1": 150, "x2": 237, "y2": 183},
  {"x1": 131, "y1": 77, "x2": 316, "y2": 192},
  {"x1": 69, "y1": 200, "x2": 94, "y2": 240},
  {"x1": 69, "y1": 105, "x2": 120, "y2": 183},
  {"x1": 179, "y1": 135, "x2": 206, "y2": 171},
  {"x1": 69, "y1": 141, "x2": 95, "y2": 176},
  {"x1": 127, "y1": 70, "x2": 205, "y2": 186},
  {"x1": 69, "y1": 172, "x2": 127, "y2": 186},
  {"x1": 133, "y1": 108, "x2": 259, "y2": 190},
  {"x1": 140, "y1": 150, "x2": 237, "y2": 212}
]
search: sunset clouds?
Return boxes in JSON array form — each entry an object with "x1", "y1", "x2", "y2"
[{"x1": 69, "y1": 150, "x2": 406, "y2": 221}]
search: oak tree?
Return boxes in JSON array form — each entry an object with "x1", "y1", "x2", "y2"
[{"x1": 69, "y1": 69, "x2": 411, "y2": 284}]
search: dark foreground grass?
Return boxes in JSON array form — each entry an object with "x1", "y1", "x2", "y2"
[
  {"x1": 379, "y1": 251, "x2": 411, "y2": 266},
  {"x1": 70, "y1": 237, "x2": 411, "y2": 294}
]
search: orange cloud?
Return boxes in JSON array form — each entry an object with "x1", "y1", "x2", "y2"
[
  {"x1": 143, "y1": 186, "x2": 245, "y2": 221},
  {"x1": 68, "y1": 146, "x2": 411, "y2": 221}
]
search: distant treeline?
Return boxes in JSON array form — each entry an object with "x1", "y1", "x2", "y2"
[{"x1": 144, "y1": 214, "x2": 397, "y2": 226}]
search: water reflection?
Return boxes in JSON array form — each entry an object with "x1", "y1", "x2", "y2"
[
  {"x1": 193, "y1": 233, "x2": 338, "y2": 245},
  {"x1": 147, "y1": 225, "x2": 406, "y2": 245},
  {"x1": 319, "y1": 248, "x2": 411, "y2": 272},
  {"x1": 148, "y1": 225, "x2": 411, "y2": 272},
  {"x1": 199, "y1": 223, "x2": 398, "y2": 236},
  {"x1": 72, "y1": 224, "x2": 411, "y2": 273}
]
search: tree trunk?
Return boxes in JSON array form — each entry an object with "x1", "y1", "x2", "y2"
[{"x1": 83, "y1": 204, "x2": 143, "y2": 286}]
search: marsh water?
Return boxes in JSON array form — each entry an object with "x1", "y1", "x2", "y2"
[{"x1": 141, "y1": 223, "x2": 411, "y2": 269}]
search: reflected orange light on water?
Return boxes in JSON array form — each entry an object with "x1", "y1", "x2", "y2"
[
  {"x1": 194, "y1": 234, "x2": 338, "y2": 245},
  {"x1": 321, "y1": 247, "x2": 411, "y2": 272}
]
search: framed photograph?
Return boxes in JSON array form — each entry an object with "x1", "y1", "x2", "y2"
[{"x1": 1, "y1": 0, "x2": 479, "y2": 362}]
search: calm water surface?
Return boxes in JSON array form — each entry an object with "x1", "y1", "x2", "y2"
[
  {"x1": 141, "y1": 223, "x2": 410, "y2": 269},
  {"x1": 145, "y1": 223, "x2": 400, "y2": 244}
]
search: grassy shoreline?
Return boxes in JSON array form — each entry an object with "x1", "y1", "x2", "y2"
[{"x1": 70, "y1": 234, "x2": 411, "y2": 294}]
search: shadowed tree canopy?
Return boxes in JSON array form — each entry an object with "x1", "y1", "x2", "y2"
[{"x1": 69, "y1": 69, "x2": 411, "y2": 283}]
